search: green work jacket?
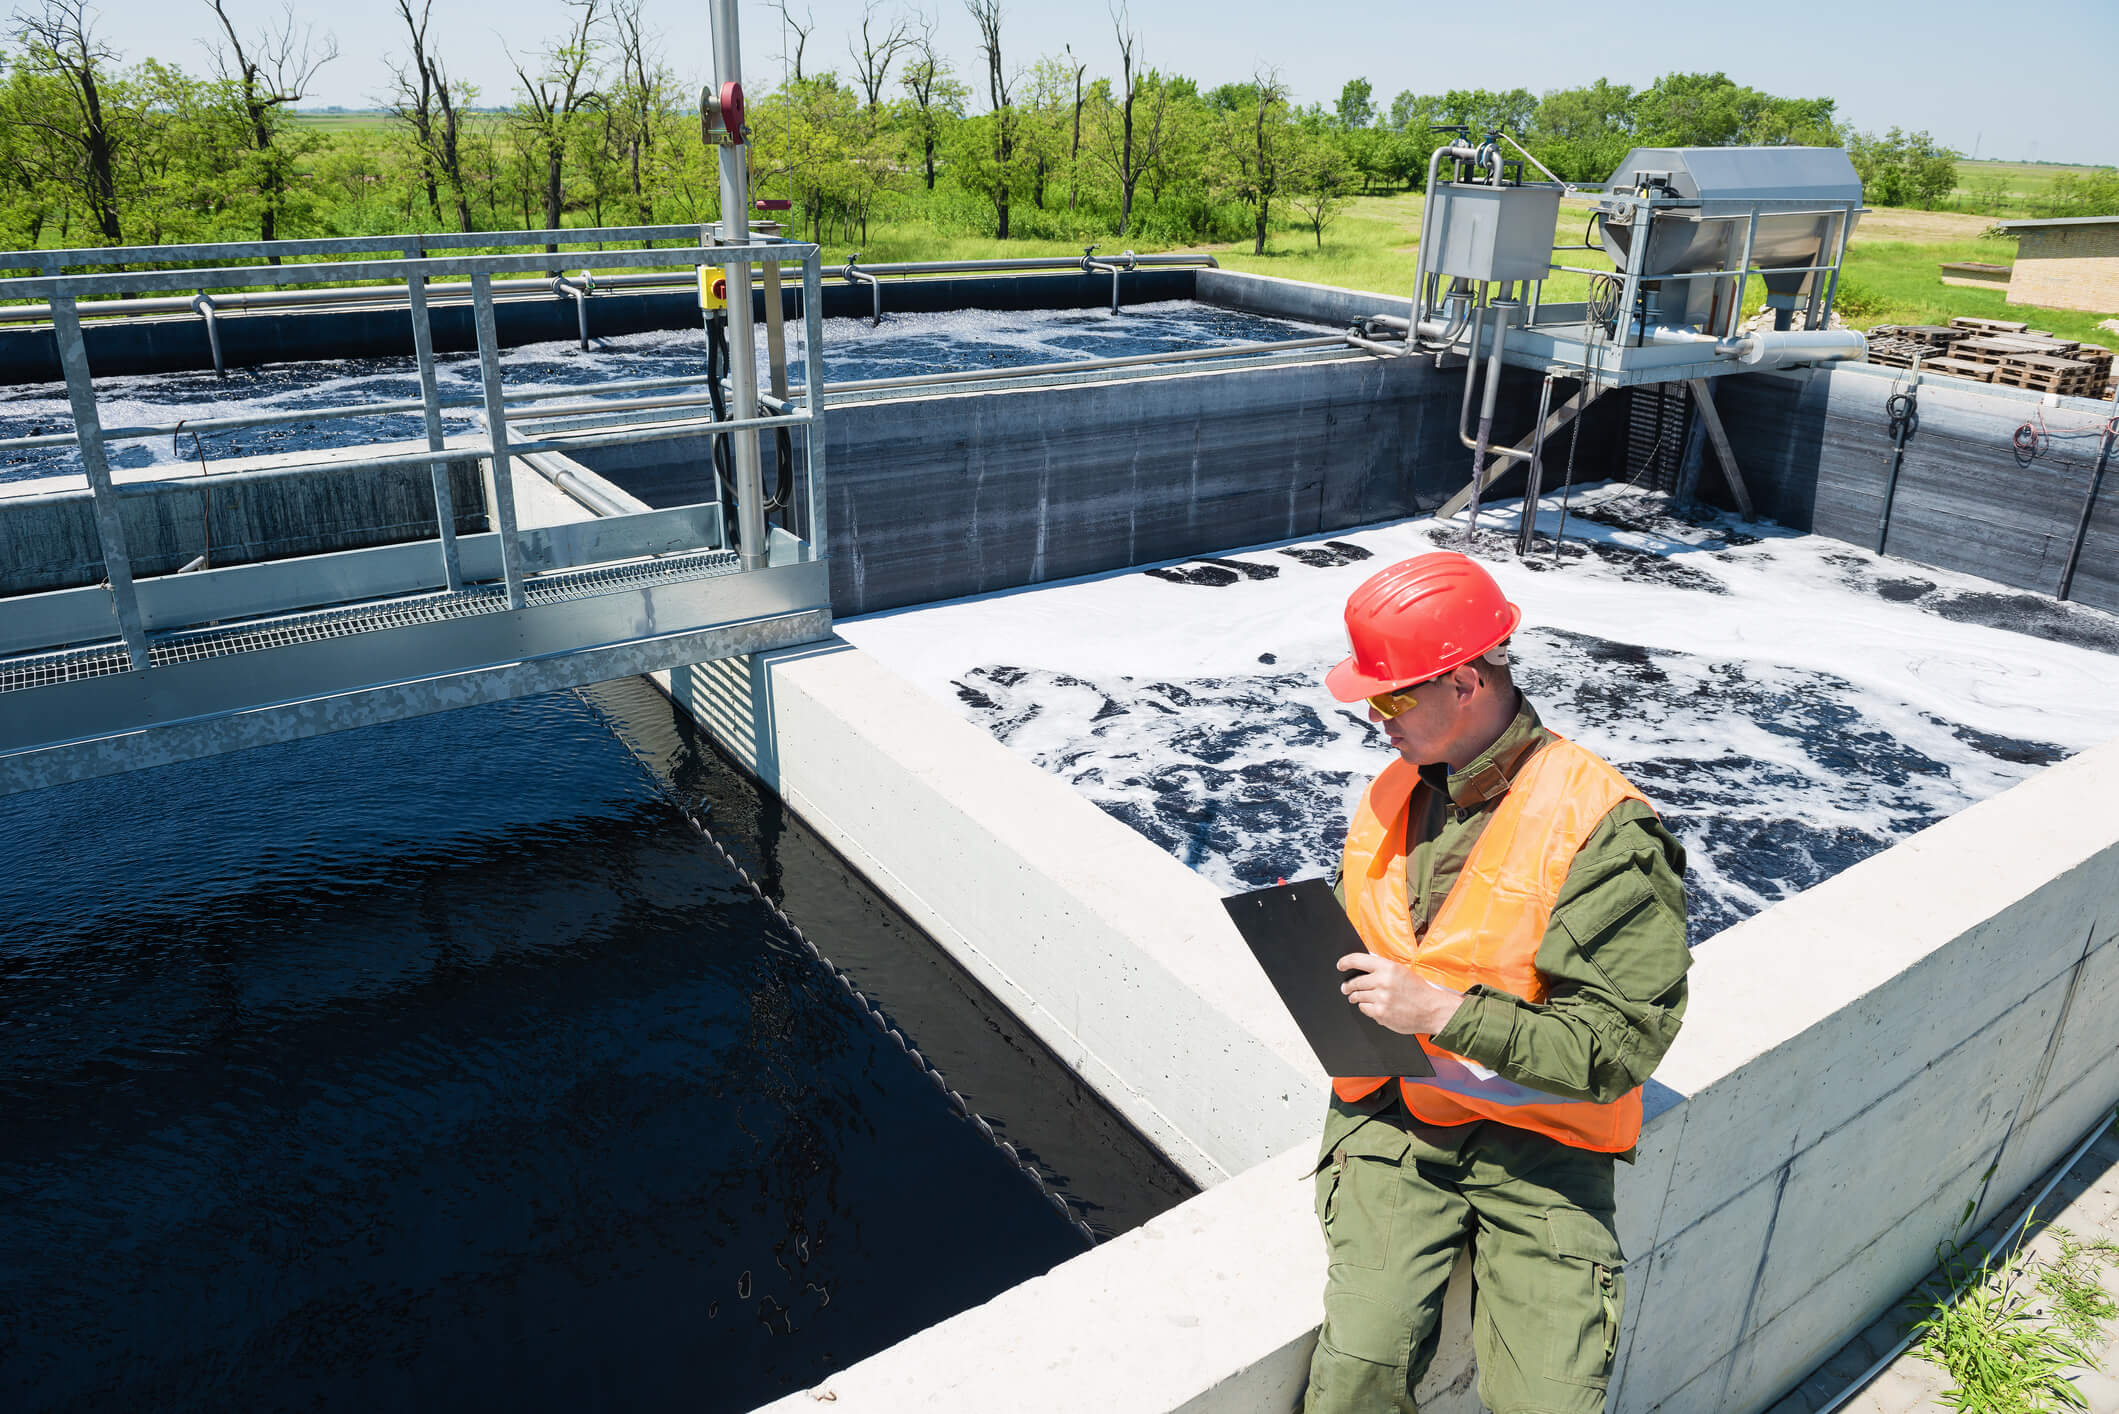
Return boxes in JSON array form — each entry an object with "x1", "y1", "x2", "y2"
[{"x1": 1338, "y1": 695, "x2": 1690, "y2": 1115}]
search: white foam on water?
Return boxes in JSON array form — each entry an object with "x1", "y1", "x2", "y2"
[
  {"x1": 0, "y1": 300, "x2": 1321, "y2": 484},
  {"x1": 840, "y1": 486, "x2": 2119, "y2": 942}
]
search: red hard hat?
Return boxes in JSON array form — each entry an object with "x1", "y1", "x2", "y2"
[{"x1": 1324, "y1": 552, "x2": 1522, "y2": 702}]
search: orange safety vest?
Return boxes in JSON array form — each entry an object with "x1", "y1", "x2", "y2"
[{"x1": 1336, "y1": 734, "x2": 1650, "y2": 1153}]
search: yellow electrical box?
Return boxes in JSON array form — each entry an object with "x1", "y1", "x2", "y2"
[{"x1": 697, "y1": 265, "x2": 727, "y2": 312}]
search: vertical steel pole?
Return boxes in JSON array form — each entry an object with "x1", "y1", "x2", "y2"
[
  {"x1": 709, "y1": 0, "x2": 769, "y2": 571},
  {"x1": 1814, "y1": 207, "x2": 1854, "y2": 329},
  {"x1": 404, "y1": 263, "x2": 463, "y2": 591},
  {"x1": 801, "y1": 249, "x2": 828, "y2": 557},
  {"x1": 1727, "y1": 210, "x2": 1759, "y2": 339},
  {"x1": 1517, "y1": 374, "x2": 1556, "y2": 556},
  {"x1": 758, "y1": 227, "x2": 790, "y2": 403},
  {"x1": 50, "y1": 296, "x2": 149, "y2": 668},
  {"x1": 469, "y1": 272, "x2": 527, "y2": 610}
]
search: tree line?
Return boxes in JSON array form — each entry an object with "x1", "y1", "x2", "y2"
[{"x1": 3, "y1": 0, "x2": 2107, "y2": 262}]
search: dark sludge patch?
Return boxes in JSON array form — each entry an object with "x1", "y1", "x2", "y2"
[
  {"x1": 1941, "y1": 720, "x2": 2068, "y2": 768},
  {"x1": 1875, "y1": 575, "x2": 1937, "y2": 603},
  {"x1": 1574, "y1": 538, "x2": 1729, "y2": 594},
  {"x1": 1276, "y1": 540, "x2": 1376, "y2": 568},
  {"x1": 1144, "y1": 556, "x2": 1279, "y2": 586},
  {"x1": 1922, "y1": 590, "x2": 2119, "y2": 657},
  {"x1": 1145, "y1": 564, "x2": 1239, "y2": 587},
  {"x1": 1197, "y1": 556, "x2": 1279, "y2": 581}
]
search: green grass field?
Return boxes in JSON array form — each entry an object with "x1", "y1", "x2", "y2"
[{"x1": 836, "y1": 191, "x2": 2115, "y2": 338}]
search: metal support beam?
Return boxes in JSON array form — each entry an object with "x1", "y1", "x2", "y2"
[
  {"x1": 469, "y1": 272, "x2": 528, "y2": 609},
  {"x1": 1437, "y1": 382, "x2": 1607, "y2": 520},
  {"x1": 49, "y1": 295, "x2": 149, "y2": 670},
  {"x1": 404, "y1": 269, "x2": 464, "y2": 591},
  {"x1": 1683, "y1": 378, "x2": 1756, "y2": 521}
]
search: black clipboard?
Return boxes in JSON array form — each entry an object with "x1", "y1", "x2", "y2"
[{"x1": 1221, "y1": 878, "x2": 1435, "y2": 1080}]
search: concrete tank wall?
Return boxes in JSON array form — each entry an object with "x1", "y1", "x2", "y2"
[
  {"x1": 693, "y1": 633, "x2": 2119, "y2": 1414},
  {"x1": 0, "y1": 445, "x2": 486, "y2": 595},
  {"x1": 580, "y1": 351, "x2": 1624, "y2": 618},
  {"x1": 1706, "y1": 364, "x2": 2119, "y2": 614}
]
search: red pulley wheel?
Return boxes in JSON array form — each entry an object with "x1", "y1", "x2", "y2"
[{"x1": 718, "y1": 81, "x2": 746, "y2": 141}]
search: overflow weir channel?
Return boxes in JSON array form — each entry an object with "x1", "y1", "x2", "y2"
[{"x1": 4, "y1": 213, "x2": 2119, "y2": 1414}]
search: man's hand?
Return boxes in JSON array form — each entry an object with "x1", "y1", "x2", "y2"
[{"x1": 1337, "y1": 954, "x2": 1466, "y2": 1036}]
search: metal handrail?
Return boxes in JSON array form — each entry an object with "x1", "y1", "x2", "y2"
[
  {"x1": 4, "y1": 223, "x2": 750, "y2": 272},
  {"x1": 0, "y1": 252, "x2": 1219, "y2": 322},
  {"x1": 0, "y1": 242, "x2": 803, "y2": 301},
  {"x1": 9, "y1": 235, "x2": 832, "y2": 667}
]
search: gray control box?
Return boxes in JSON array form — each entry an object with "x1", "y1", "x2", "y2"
[{"x1": 1427, "y1": 182, "x2": 1563, "y2": 282}]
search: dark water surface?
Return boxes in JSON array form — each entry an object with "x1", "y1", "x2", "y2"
[{"x1": 0, "y1": 677, "x2": 1188, "y2": 1412}]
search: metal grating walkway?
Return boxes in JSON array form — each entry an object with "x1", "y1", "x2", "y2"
[{"x1": 0, "y1": 547, "x2": 742, "y2": 695}]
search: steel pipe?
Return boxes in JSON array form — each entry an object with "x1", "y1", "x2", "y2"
[
  {"x1": 192, "y1": 294, "x2": 225, "y2": 377},
  {"x1": 841, "y1": 257, "x2": 884, "y2": 326}
]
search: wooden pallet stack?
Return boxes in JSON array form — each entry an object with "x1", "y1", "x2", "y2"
[
  {"x1": 1910, "y1": 318, "x2": 2116, "y2": 399},
  {"x1": 1864, "y1": 324, "x2": 1967, "y2": 369}
]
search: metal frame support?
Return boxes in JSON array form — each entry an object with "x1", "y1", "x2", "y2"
[
  {"x1": 403, "y1": 268, "x2": 464, "y2": 591},
  {"x1": 468, "y1": 272, "x2": 528, "y2": 609},
  {"x1": 1682, "y1": 378, "x2": 1756, "y2": 521},
  {"x1": 50, "y1": 296, "x2": 150, "y2": 669},
  {"x1": 2057, "y1": 410, "x2": 2114, "y2": 602},
  {"x1": 1516, "y1": 375, "x2": 1557, "y2": 554}
]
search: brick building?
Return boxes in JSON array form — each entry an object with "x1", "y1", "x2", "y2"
[{"x1": 1994, "y1": 215, "x2": 2119, "y2": 313}]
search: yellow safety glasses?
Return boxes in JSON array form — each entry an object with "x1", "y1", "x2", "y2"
[{"x1": 1366, "y1": 682, "x2": 1429, "y2": 719}]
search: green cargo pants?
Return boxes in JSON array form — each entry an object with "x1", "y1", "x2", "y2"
[{"x1": 1303, "y1": 1092, "x2": 1626, "y2": 1414}]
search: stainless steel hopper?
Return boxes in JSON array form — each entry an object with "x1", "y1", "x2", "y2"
[{"x1": 1597, "y1": 147, "x2": 1863, "y2": 330}]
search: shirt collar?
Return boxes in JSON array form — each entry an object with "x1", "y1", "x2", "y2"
[{"x1": 1417, "y1": 694, "x2": 1549, "y2": 807}]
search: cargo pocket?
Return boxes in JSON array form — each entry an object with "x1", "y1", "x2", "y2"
[
  {"x1": 1313, "y1": 1120, "x2": 1413, "y2": 1273},
  {"x1": 1544, "y1": 1208, "x2": 1626, "y2": 1390}
]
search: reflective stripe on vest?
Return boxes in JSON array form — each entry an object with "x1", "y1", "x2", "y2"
[{"x1": 1335, "y1": 734, "x2": 1650, "y2": 1153}]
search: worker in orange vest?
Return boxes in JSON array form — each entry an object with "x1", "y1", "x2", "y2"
[{"x1": 1304, "y1": 551, "x2": 1690, "y2": 1414}]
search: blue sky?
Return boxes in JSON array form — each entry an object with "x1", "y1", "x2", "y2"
[{"x1": 50, "y1": 0, "x2": 2119, "y2": 166}]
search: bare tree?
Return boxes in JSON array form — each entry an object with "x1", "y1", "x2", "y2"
[
  {"x1": 1234, "y1": 69, "x2": 1289, "y2": 255},
  {"x1": 964, "y1": 0, "x2": 1014, "y2": 238},
  {"x1": 611, "y1": 0, "x2": 673, "y2": 225},
  {"x1": 384, "y1": 0, "x2": 445, "y2": 226},
  {"x1": 1087, "y1": 4, "x2": 1158, "y2": 236},
  {"x1": 205, "y1": 0, "x2": 338, "y2": 250},
  {"x1": 11, "y1": 0, "x2": 128, "y2": 244},
  {"x1": 1063, "y1": 42, "x2": 1086, "y2": 210},
  {"x1": 770, "y1": 0, "x2": 812, "y2": 84},
  {"x1": 505, "y1": 0, "x2": 603, "y2": 244},
  {"x1": 899, "y1": 9, "x2": 960, "y2": 191},
  {"x1": 429, "y1": 59, "x2": 473, "y2": 231},
  {"x1": 846, "y1": 1, "x2": 911, "y2": 109}
]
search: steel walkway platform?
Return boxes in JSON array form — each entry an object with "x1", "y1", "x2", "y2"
[{"x1": 0, "y1": 225, "x2": 833, "y2": 797}]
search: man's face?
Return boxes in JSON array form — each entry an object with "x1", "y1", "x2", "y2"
[{"x1": 1368, "y1": 665, "x2": 1475, "y2": 766}]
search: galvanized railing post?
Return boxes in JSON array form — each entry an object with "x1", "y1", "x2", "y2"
[
  {"x1": 801, "y1": 250, "x2": 828, "y2": 556},
  {"x1": 403, "y1": 246, "x2": 463, "y2": 592},
  {"x1": 469, "y1": 272, "x2": 528, "y2": 609},
  {"x1": 50, "y1": 295, "x2": 150, "y2": 668}
]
